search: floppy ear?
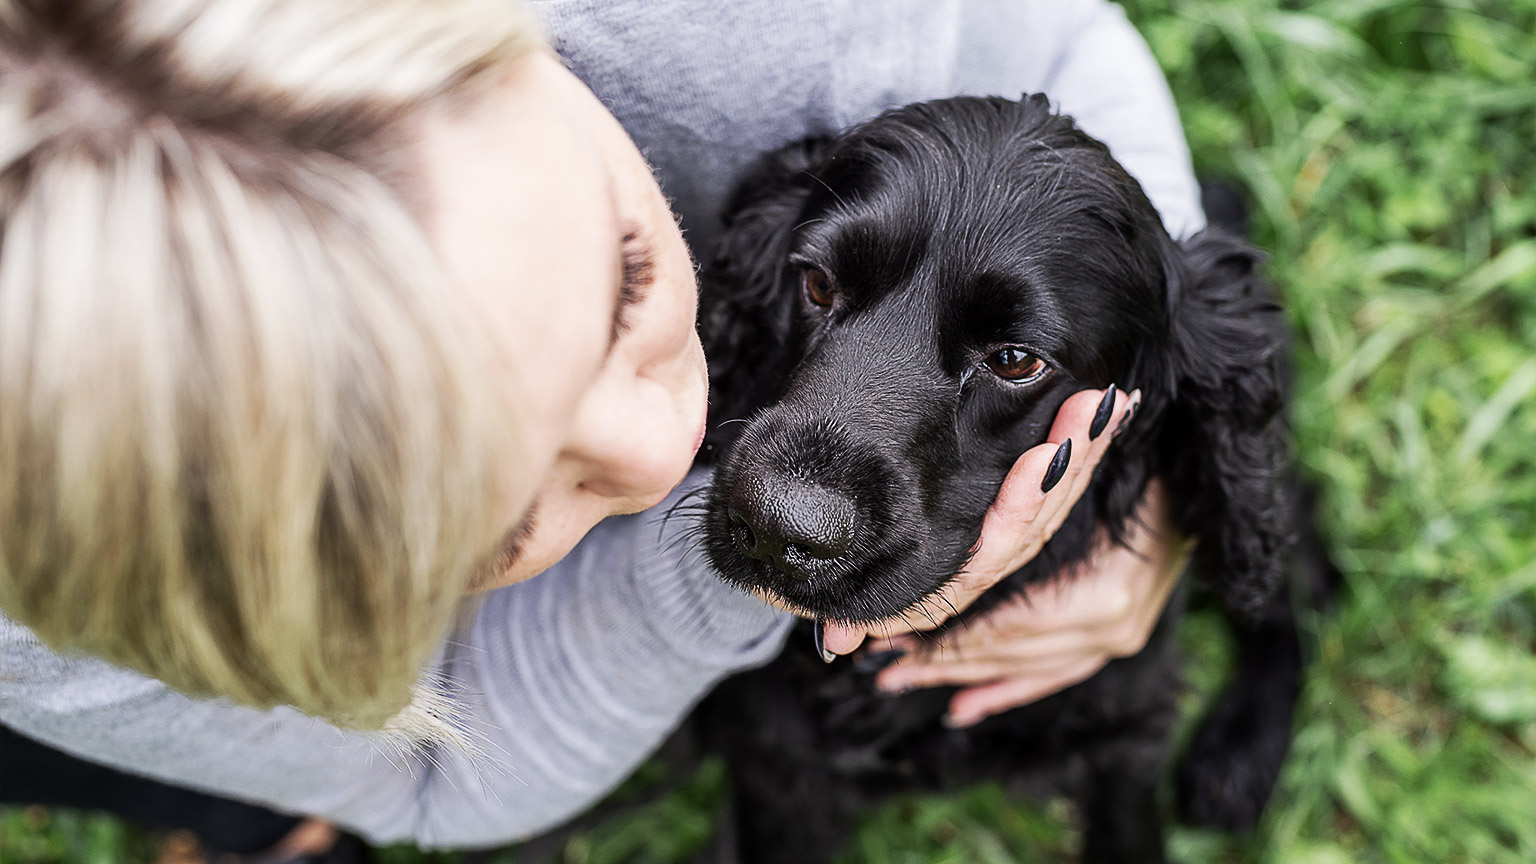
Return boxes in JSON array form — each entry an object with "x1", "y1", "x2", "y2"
[
  {"x1": 1160, "y1": 229, "x2": 1295, "y2": 619},
  {"x1": 697, "y1": 137, "x2": 831, "y2": 459}
]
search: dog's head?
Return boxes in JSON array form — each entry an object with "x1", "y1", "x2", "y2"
[{"x1": 698, "y1": 95, "x2": 1290, "y2": 625}]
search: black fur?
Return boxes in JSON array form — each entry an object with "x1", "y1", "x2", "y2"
[{"x1": 691, "y1": 94, "x2": 1330, "y2": 864}]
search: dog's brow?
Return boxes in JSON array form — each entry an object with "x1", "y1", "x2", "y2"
[{"x1": 801, "y1": 169, "x2": 852, "y2": 211}]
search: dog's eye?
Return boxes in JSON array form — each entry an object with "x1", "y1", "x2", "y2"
[
  {"x1": 801, "y1": 267, "x2": 834, "y2": 309},
  {"x1": 985, "y1": 347, "x2": 1048, "y2": 383}
]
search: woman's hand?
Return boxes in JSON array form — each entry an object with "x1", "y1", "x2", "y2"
[
  {"x1": 871, "y1": 479, "x2": 1192, "y2": 727},
  {"x1": 817, "y1": 385, "x2": 1140, "y2": 656}
]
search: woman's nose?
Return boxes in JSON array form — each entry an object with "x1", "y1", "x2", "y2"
[{"x1": 563, "y1": 373, "x2": 686, "y2": 503}]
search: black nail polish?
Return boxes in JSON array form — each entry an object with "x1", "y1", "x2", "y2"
[
  {"x1": 814, "y1": 619, "x2": 835, "y2": 663},
  {"x1": 854, "y1": 648, "x2": 907, "y2": 674},
  {"x1": 1089, "y1": 384, "x2": 1117, "y2": 440},
  {"x1": 1041, "y1": 438, "x2": 1072, "y2": 493}
]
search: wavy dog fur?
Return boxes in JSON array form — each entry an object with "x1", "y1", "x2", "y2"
[{"x1": 693, "y1": 95, "x2": 1334, "y2": 863}]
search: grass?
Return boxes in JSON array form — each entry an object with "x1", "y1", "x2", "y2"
[{"x1": 5, "y1": 0, "x2": 1534, "y2": 861}]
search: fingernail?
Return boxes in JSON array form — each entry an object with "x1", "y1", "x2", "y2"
[
  {"x1": 814, "y1": 619, "x2": 835, "y2": 663},
  {"x1": 878, "y1": 678, "x2": 911, "y2": 696},
  {"x1": 1089, "y1": 384, "x2": 1117, "y2": 441},
  {"x1": 1113, "y1": 390, "x2": 1141, "y2": 438},
  {"x1": 942, "y1": 712, "x2": 976, "y2": 729},
  {"x1": 1040, "y1": 438, "x2": 1072, "y2": 493},
  {"x1": 853, "y1": 648, "x2": 907, "y2": 673}
]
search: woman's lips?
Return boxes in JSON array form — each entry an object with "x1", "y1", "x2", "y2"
[
  {"x1": 690, "y1": 345, "x2": 710, "y2": 458},
  {"x1": 690, "y1": 403, "x2": 708, "y2": 457}
]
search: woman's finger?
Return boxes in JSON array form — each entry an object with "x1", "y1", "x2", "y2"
[
  {"x1": 882, "y1": 626, "x2": 1109, "y2": 671},
  {"x1": 878, "y1": 568, "x2": 1136, "y2": 659},
  {"x1": 1012, "y1": 387, "x2": 1137, "y2": 564},
  {"x1": 892, "y1": 388, "x2": 1132, "y2": 622},
  {"x1": 942, "y1": 655, "x2": 1111, "y2": 728},
  {"x1": 877, "y1": 650, "x2": 1098, "y2": 692},
  {"x1": 965, "y1": 388, "x2": 1136, "y2": 580}
]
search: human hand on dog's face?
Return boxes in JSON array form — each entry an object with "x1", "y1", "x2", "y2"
[
  {"x1": 870, "y1": 478, "x2": 1194, "y2": 727},
  {"x1": 816, "y1": 386, "x2": 1142, "y2": 656}
]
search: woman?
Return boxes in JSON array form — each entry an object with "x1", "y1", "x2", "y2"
[{"x1": 0, "y1": 0, "x2": 1189, "y2": 852}]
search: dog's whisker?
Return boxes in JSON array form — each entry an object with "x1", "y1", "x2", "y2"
[
  {"x1": 655, "y1": 488, "x2": 712, "y2": 536},
  {"x1": 936, "y1": 592, "x2": 961, "y2": 622}
]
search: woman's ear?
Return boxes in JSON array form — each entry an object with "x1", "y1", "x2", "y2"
[
  {"x1": 697, "y1": 137, "x2": 831, "y2": 459},
  {"x1": 1160, "y1": 230, "x2": 1296, "y2": 619}
]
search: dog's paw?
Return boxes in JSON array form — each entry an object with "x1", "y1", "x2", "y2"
[{"x1": 1175, "y1": 690, "x2": 1291, "y2": 831}]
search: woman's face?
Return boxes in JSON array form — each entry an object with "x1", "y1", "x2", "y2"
[{"x1": 418, "y1": 52, "x2": 709, "y2": 589}]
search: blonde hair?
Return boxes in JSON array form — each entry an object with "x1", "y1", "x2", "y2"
[{"x1": 0, "y1": 0, "x2": 544, "y2": 732}]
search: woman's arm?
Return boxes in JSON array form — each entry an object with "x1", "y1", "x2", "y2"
[
  {"x1": 955, "y1": 0, "x2": 1204, "y2": 238},
  {"x1": 0, "y1": 471, "x2": 788, "y2": 848}
]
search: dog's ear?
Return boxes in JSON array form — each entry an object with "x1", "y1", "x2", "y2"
[
  {"x1": 697, "y1": 137, "x2": 831, "y2": 458},
  {"x1": 1160, "y1": 229, "x2": 1295, "y2": 618}
]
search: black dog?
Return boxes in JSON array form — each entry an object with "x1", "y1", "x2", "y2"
[{"x1": 689, "y1": 94, "x2": 1331, "y2": 864}]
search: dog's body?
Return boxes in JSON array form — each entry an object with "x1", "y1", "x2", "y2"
[{"x1": 691, "y1": 95, "x2": 1332, "y2": 864}]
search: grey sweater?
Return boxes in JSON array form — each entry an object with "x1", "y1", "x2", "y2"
[{"x1": 0, "y1": 0, "x2": 1202, "y2": 848}]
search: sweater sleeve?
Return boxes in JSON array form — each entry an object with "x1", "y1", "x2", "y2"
[
  {"x1": 956, "y1": 0, "x2": 1206, "y2": 239},
  {"x1": 0, "y1": 470, "x2": 790, "y2": 848}
]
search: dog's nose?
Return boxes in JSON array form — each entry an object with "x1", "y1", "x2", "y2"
[{"x1": 728, "y1": 473, "x2": 856, "y2": 579}]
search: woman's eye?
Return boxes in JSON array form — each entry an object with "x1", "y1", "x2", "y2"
[
  {"x1": 984, "y1": 347, "x2": 1048, "y2": 383},
  {"x1": 611, "y1": 227, "x2": 655, "y2": 347},
  {"x1": 801, "y1": 267, "x2": 834, "y2": 309}
]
